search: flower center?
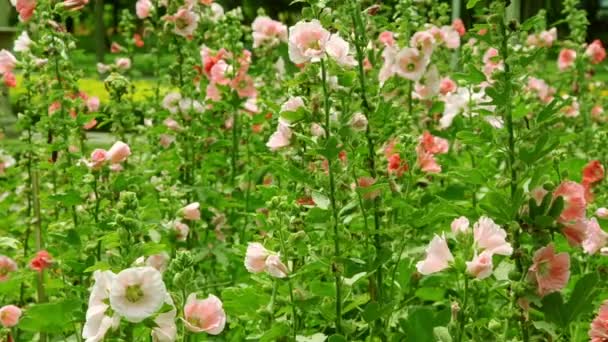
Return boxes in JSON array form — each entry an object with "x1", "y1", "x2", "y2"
[
  {"x1": 407, "y1": 62, "x2": 416, "y2": 71},
  {"x1": 125, "y1": 285, "x2": 144, "y2": 302},
  {"x1": 538, "y1": 261, "x2": 550, "y2": 277}
]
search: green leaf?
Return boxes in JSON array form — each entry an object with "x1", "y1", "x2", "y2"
[
  {"x1": 296, "y1": 333, "x2": 327, "y2": 342},
  {"x1": 433, "y1": 326, "x2": 453, "y2": 342},
  {"x1": 466, "y1": 0, "x2": 482, "y2": 9},
  {"x1": 327, "y1": 335, "x2": 347, "y2": 342},
  {"x1": 19, "y1": 299, "x2": 81, "y2": 333},
  {"x1": 540, "y1": 292, "x2": 566, "y2": 326},
  {"x1": 0, "y1": 237, "x2": 21, "y2": 249},
  {"x1": 312, "y1": 191, "x2": 330, "y2": 210},
  {"x1": 49, "y1": 190, "x2": 83, "y2": 207},
  {"x1": 362, "y1": 302, "x2": 383, "y2": 322},
  {"x1": 415, "y1": 287, "x2": 445, "y2": 302},
  {"x1": 404, "y1": 307, "x2": 436, "y2": 342},
  {"x1": 565, "y1": 272, "x2": 600, "y2": 323},
  {"x1": 222, "y1": 286, "x2": 270, "y2": 319},
  {"x1": 260, "y1": 322, "x2": 290, "y2": 342}
]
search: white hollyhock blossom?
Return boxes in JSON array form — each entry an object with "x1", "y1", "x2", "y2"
[
  {"x1": 14, "y1": 31, "x2": 32, "y2": 52},
  {"x1": 82, "y1": 270, "x2": 120, "y2": 342},
  {"x1": 151, "y1": 295, "x2": 177, "y2": 342},
  {"x1": 109, "y1": 267, "x2": 167, "y2": 323}
]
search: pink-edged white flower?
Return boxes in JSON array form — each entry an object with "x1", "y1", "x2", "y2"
[
  {"x1": 466, "y1": 250, "x2": 493, "y2": 279},
  {"x1": 451, "y1": 216, "x2": 470, "y2": 235},
  {"x1": 410, "y1": 31, "x2": 435, "y2": 56},
  {"x1": 527, "y1": 28, "x2": 557, "y2": 48},
  {"x1": 209, "y1": 3, "x2": 224, "y2": 21},
  {"x1": 14, "y1": 31, "x2": 32, "y2": 52},
  {"x1": 378, "y1": 45, "x2": 397, "y2": 85},
  {"x1": 0, "y1": 150, "x2": 16, "y2": 175},
  {"x1": 251, "y1": 16, "x2": 287, "y2": 48},
  {"x1": 136, "y1": 0, "x2": 152, "y2": 19},
  {"x1": 83, "y1": 270, "x2": 120, "y2": 342},
  {"x1": 106, "y1": 141, "x2": 131, "y2": 164},
  {"x1": 326, "y1": 33, "x2": 356, "y2": 67},
  {"x1": 583, "y1": 218, "x2": 608, "y2": 255},
  {"x1": 440, "y1": 25, "x2": 460, "y2": 49},
  {"x1": 166, "y1": 7, "x2": 199, "y2": 38},
  {"x1": 162, "y1": 92, "x2": 182, "y2": 114},
  {"x1": 416, "y1": 234, "x2": 454, "y2": 275},
  {"x1": 97, "y1": 63, "x2": 111, "y2": 74},
  {"x1": 183, "y1": 293, "x2": 226, "y2": 335},
  {"x1": 558, "y1": 49, "x2": 576, "y2": 71},
  {"x1": 280, "y1": 96, "x2": 305, "y2": 114},
  {"x1": 528, "y1": 244, "x2": 570, "y2": 297},
  {"x1": 590, "y1": 301, "x2": 608, "y2": 342},
  {"x1": 0, "y1": 305, "x2": 21, "y2": 328},
  {"x1": 0, "y1": 255, "x2": 17, "y2": 281},
  {"x1": 151, "y1": 295, "x2": 177, "y2": 342},
  {"x1": 393, "y1": 47, "x2": 428, "y2": 81},
  {"x1": 586, "y1": 39, "x2": 606, "y2": 65},
  {"x1": 0, "y1": 50, "x2": 17, "y2": 74},
  {"x1": 244, "y1": 242, "x2": 269, "y2": 273},
  {"x1": 109, "y1": 267, "x2": 167, "y2": 323},
  {"x1": 265, "y1": 254, "x2": 289, "y2": 278},
  {"x1": 146, "y1": 252, "x2": 170, "y2": 273},
  {"x1": 181, "y1": 202, "x2": 200, "y2": 221},
  {"x1": 266, "y1": 120, "x2": 292, "y2": 151},
  {"x1": 473, "y1": 216, "x2": 513, "y2": 256},
  {"x1": 163, "y1": 118, "x2": 181, "y2": 131},
  {"x1": 116, "y1": 57, "x2": 131, "y2": 70},
  {"x1": 288, "y1": 20, "x2": 331, "y2": 64}
]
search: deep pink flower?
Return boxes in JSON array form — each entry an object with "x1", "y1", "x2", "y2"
[
  {"x1": 452, "y1": 18, "x2": 466, "y2": 37},
  {"x1": 589, "y1": 301, "x2": 608, "y2": 342},
  {"x1": 586, "y1": 39, "x2": 606, "y2": 65},
  {"x1": 416, "y1": 145, "x2": 441, "y2": 174},
  {"x1": 528, "y1": 244, "x2": 570, "y2": 296},
  {"x1": 558, "y1": 49, "x2": 576, "y2": 71},
  {"x1": 378, "y1": 31, "x2": 395, "y2": 47},
  {"x1": 29, "y1": 250, "x2": 52, "y2": 272},
  {"x1": 553, "y1": 181, "x2": 587, "y2": 224},
  {"x1": 387, "y1": 153, "x2": 408, "y2": 177},
  {"x1": 15, "y1": 0, "x2": 36, "y2": 21},
  {"x1": 440, "y1": 77, "x2": 457, "y2": 95},
  {"x1": 3, "y1": 72, "x2": 16, "y2": 88},
  {"x1": 420, "y1": 131, "x2": 449, "y2": 154},
  {"x1": 582, "y1": 160, "x2": 605, "y2": 185}
]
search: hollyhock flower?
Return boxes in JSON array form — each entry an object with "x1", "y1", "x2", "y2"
[
  {"x1": 183, "y1": 294, "x2": 226, "y2": 334},
  {"x1": 3, "y1": 72, "x2": 16, "y2": 88},
  {"x1": 251, "y1": 16, "x2": 287, "y2": 48},
  {"x1": 106, "y1": 141, "x2": 131, "y2": 164},
  {"x1": 526, "y1": 77, "x2": 555, "y2": 103},
  {"x1": 173, "y1": 220, "x2": 189, "y2": 241},
  {"x1": 416, "y1": 146, "x2": 441, "y2": 173},
  {"x1": 96, "y1": 63, "x2": 110, "y2": 74},
  {"x1": 231, "y1": 72, "x2": 257, "y2": 98},
  {"x1": 553, "y1": 181, "x2": 587, "y2": 224},
  {"x1": 109, "y1": 267, "x2": 167, "y2": 322},
  {"x1": 310, "y1": 123, "x2": 325, "y2": 137},
  {"x1": 357, "y1": 177, "x2": 380, "y2": 200},
  {"x1": 244, "y1": 243, "x2": 269, "y2": 273},
  {"x1": 528, "y1": 244, "x2": 570, "y2": 296},
  {"x1": 181, "y1": 202, "x2": 201, "y2": 221},
  {"x1": 326, "y1": 33, "x2": 357, "y2": 67},
  {"x1": 167, "y1": 7, "x2": 199, "y2": 38},
  {"x1": 159, "y1": 134, "x2": 174, "y2": 148},
  {"x1": 265, "y1": 254, "x2": 289, "y2": 278},
  {"x1": 110, "y1": 42, "x2": 124, "y2": 53},
  {"x1": 179, "y1": 98, "x2": 204, "y2": 114},
  {"x1": 151, "y1": 295, "x2": 176, "y2": 342},
  {"x1": 473, "y1": 217, "x2": 513, "y2": 256},
  {"x1": 441, "y1": 26, "x2": 460, "y2": 49},
  {"x1": 420, "y1": 131, "x2": 449, "y2": 154},
  {"x1": 483, "y1": 47, "x2": 503, "y2": 75},
  {"x1": 592, "y1": 105, "x2": 604, "y2": 120},
  {"x1": 416, "y1": 234, "x2": 454, "y2": 275},
  {"x1": 162, "y1": 92, "x2": 182, "y2": 114},
  {"x1": 280, "y1": 96, "x2": 304, "y2": 114},
  {"x1": 597, "y1": 208, "x2": 608, "y2": 219},
  {"x1": 589, "y1": 301, "x2": 608, "y2": 342},
  {"x1": 393, "y1": 47, "x2": 428, "y2": 81},
  {"x1": 14, "y1": 31, "x2": 32, "y2": 52},
  {"x1": 585, "y1": 39, "x2": 606, "y2": 64},
  {"x1": 15, "y1": 0, "x2": 36, "y2": 21},
  {"x1": 89, "y1": 149, "x2": 107, "y2": 170},
  {"x1": 387, "y1": 153, "x2": 408, "y2": 177},
  {"x1": 0, "y1": 256, "x2": 17, "y2": 281},
  {"x1": 378, "y1": 45, "x2": 397, "y2": 85},
  {"x1": 63, "y1": 0, "x2": 89, "y2": 11},
  {"x1": 83, "y1": 270, "x2": 120, "y2": 342},
  {"x1": 86, "y1": 96, "x2": 100, "y2": 112},
  {"x1": 451, "y1": 216, "x2": 470, "y2": 235},
  {"x1": 349, "y1": 113, "x2": 368, "y2": 132},
  {"x1": 116, "y1": 57, "x2": 131, "y2": 70},
  {"x1": 146, "y1": 252, "x2": 170, "y2": 273},
  {"x1": 440, "y1": 77, "x2": 457, "y2": 95},
  {"x1": 452, "y1": 18, "x2": 466, "y2": 36},
  {"x1": 410, "y1": 31, "x2": 435, "y2": 57},
  {"x1": 378, "y1": 31, "x2": 395, "y2": 47},
  {"x1": 134, "y1": 33, "x2": 145, "y2": 48},
  {"x1": 582, "y1": 160, "x2": 605, "y2": 185},
  {"x1": 29, "y1": 250, "x2": 52, "y2": 272},
  {"x1": 466, "y1": 251, "x2": 493, "y2": 279},
  {"x1": 415, "y1": 65, "x2": 440, "y2": 99},
  {"x1": 558, "y1": 49, "x2": 576, "y2": 71},
  {"x1": 136, "y1": 0, "x2": 152, "y2": 19},
  {"x1": 0, "y1": 50, "x2": 17, "y2": 74},
  {"x1": 288, "y1": 20, "x2": 331, "y2": 64},
  {"x1": 583, "y1": 218, "x2": 608, "y2": 255},
  {"x1": 539, "y1": 28, "x2": 557, "y2": 47},
  {"x1": 209, "y1": 3, "x2": 224, "y2": 21},
  {"x1": 0, "y1": 151, "x2": 16, "y2": 175},
  {"x1": 0, "y1": 305, "x2": 21, "y2": 328},
  {"x1": 163, "y1": 118, "x2": 181, "y2": 131},
  {"x1": 208, "y1": 59, "x2": 230, "y2": 85},
  {"x1": 266, "y1": 120, "x2": 292, "y2": 151},
  {"x1": 562, "y1": 96, "x2": 580, "y2": 117}
]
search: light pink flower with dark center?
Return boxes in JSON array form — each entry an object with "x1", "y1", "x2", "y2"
[
  {"x1": 393, "y1": 47, "x2": 428, "y2": 81},
  {"x1": 528, "y1": 244, "x2": 570, "y2": 296}
]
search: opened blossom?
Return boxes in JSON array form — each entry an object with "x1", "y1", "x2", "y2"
[
  {"x1": 0, "y1": 305, "x2": 22, "y2": 328},
  {"x1": 106, "y1": 141, "x2": 131, "y2": 164},
  {"x1": 166, "y1": 7, "x2": 199, "y2": 38},
  {"x1": 0, "y1": 50, "x2": 17, "y2": 74},
  {"x1": 29, "y1": 250, "x2": 52, "y2": 272},
  {"x1": 416, "y1": 234, "x2": 454, "y2": 275},
  {"x1": 583, "y1": 218, "x2": 608, "y2": 255},
  {"x1": 13, "y1": 31, "x2": 32, "y2": 52},
  {"x1": 528, "y1": 244, "x2": 570, "y2": 297},
  {"x1": 183, "y1": 293, "x2": 226, "y2": 334},
  {"x1": 0, "y1": 256, "x2": 17, "y2": 281},
  {"x1": 473, "y1": 217, "x2": 513, "y2": 256},
  {"x1": 135, "y1": 0, "x2": 152, "y2": 19},
  {"x1": 466, "y1": 251, "x2": 493, "y2": 279},
  {"x1": 265, "y1": 254, "x2": 289, "y2": 278},
  {"x1": 589, "y1": 301, "x2": 608, "y2": 342},
  {"x1": 251, "y1": 16, "x2": 287, "y2": 48},
  {"x1": 14, "y1": 0, "x2": 36, "y2": 22},
  {"x1": 181, "y1": 202, "x2": 201, "y2": 221},
  {"x1": 83, "y1": 270, "x2": 120, "y2": 342},
  {"x1": 393, "y1": 47, "x2": 428, "y2": 81},
  {"x1": 586, "y1": 39, "x2": 606, "y2": 65},
  {"x1": 245, "y1": 243, "x2": 269, "y2": 273},
  {"x1": 266, "y1": 120, "x2": 292, "y2": 151},
  {"x1": 288, "y1": 20, "x2": 331, "y2": 64},
  {"x1": 558, "y1": 49, "x2": 576, "y2": 71},
  {"x1": 109, "y1": 267, "x2": 167, "y2": 323}
]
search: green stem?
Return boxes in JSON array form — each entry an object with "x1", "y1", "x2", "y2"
[
  {"x1": 276, "y1": 216, "x2": 297, "y2": 339},
  {"x1": 457, "y1": 276, "x2": 469, "y2": 342}
]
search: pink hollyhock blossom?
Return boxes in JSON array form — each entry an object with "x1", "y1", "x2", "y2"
[
  {"x1": 15, "y1": 0, "x2": 36, "y2": 21},
  {"x1": 410, "y1": 31, "x2": 435, "y2": 56},
  {"x1": 378, "y1": 45, "x2": 397, "y2": 85},
  {"x1": 526, "y1": 77, "x2": 555, "y2": 103},
  {"x1": 420, "y1": 131, "x2": 449, "y2": 154},
  {"x1": 414, "y1": 65, "x2": 440, "y2": 99},
  {"x1": 0, "y1": 50, "x2": 17, "y2": 74},
  {"x1": 582, "y1": 160, "x2": 605, "y2": 185},
  {"x1": 163, "y1": 118, "x2": 181, "y2": 131},
  {"x1": 561, "y1": 96, "x2": 580, "y2": 118},
  {"x1": 251, "y1": 16, "x2": 287, "y2": 48},
  {"x1": 86, "y1": 96, "x2": 100, "y2": 112},
  {"x1": 231, "y1": 72, "x2": 257, "y2": 98},
  {"x1": 553, "y1": 180, "x2": 587, "y2": 225},
  {"x1": 181, "y1": 202, "x2": 200, "y2": 221},
  {"x1": 589, "y1": 301, "x2": 608, "y2": 342},
  {"x1": 288, "y1": 20, "x2": 330, "y2": 64},
  {"x1": 441, "y1": 25, "x2": 460, "y2": 49},
  {"x1": 266, "y1": 120, "x2": 292, "y2": 151},
  {"x1": 558, "y1": 49, "x2": 576, "y2": 71},
  {"x1": 29, "y1": 250, "x2": 52, "y2": 272},
  {"x1": 162, "y1": 92, "x2": 182, "y2": 114},
  {"x1": 349, "y1": 113, "x2": 368, "y2": 132},
  {"x1": 466, "y1": 251, "x2": 493, "y2": 279},
  {"x1": 393, "y1": 47, "x2": 428, "y2": 81},
  {"x1": 539, "y1": 28, "x2": 557, "y2": 47},
  {"x1": 109, "y1": 267, "x2": 167, "y2": 323},
  {"x1": 63, "y1": 0, "x2": 88, "y2": 11},
  {"x1": 0, "y1": 256, "x2": 18, "y2": 281},
  {"x1": 106, "y1": 141, "x2": 131, "y2": 164},
  {"x1": 151, "y1": 295, "x2": 176, "y2": 342},
  {"x1": 586, "y1": 39, "x2": 606, "y2": 65},
  {"x1": 597, "y1": 207, "x2": 608, "y2": 219},
  {"x1": 378, "y1": 31, "x2": 395, "y2": 47},
  {"x1": 265, "y1": 254, "x2": 289, "y2": 278},
  {"x1": 245, "y1": 242, "x2": 269, "y2": 273},
  {"x1": 452, "y1": 18, "x2": 466, "y2": 36},
  {"x1": 440, "y1": 77, "x2": 457, "y2": 95},
  {"x1": 13, "y1": 31, "x2": 32, "y2": 52},
  {"x1": 416, "y1": 145, "x2": 441, "y2": 174},
  {"x1": 473, "y1": 216, "x2": 513, "y2": 256},
  {"x1": 451, "y1": 216, "x2": 470, "y2": 235},
  {"x1": 173, "y1": 220, "x2": 189, "y2": 241},
  {"x1": 89, "y1": 149, "x2": 107, "y2": 170},
  {"x1": 3, "y1": 72, "x2": 16, "y2": 88},
  {"x1": 134, "y1": 33, "x2": 144, "y2": 48},
  {"x1": 528, "y1": 244, "x2": 570, "y2": 296},
  {"x1": 563, "y1": 220, "x2": 588, "y2": 247},
  {"x1": 146, "y1": 252, "x2": 170, "y2": 273},
  {"x1": 0, "y1": 305, "x2": 21, "y2": 328},
  {"x1": 209, "y1": 59, "x2": 230, "y2": 85},
  {"x1": 592, "y1": 105, "x2": 604, "y2": 120},
  {"x1": 530, "y1": 186, "x2": 548, "y2": 206},
  {"x1": 357, "y1": 177, "x2": 380, "y2": 200},
  {"x1": 583, "y1": 218, "x2": 608, "y2": 255},
  {"x1": 136, "y1": 0, "x2": 152, "y2": 19},
  {"x1": 326, "y1": 33, "x2": 357, "y2": 67},
  {"x1": 97, "y1": 63, "x2": 110, "y2": 74},
  {"x1": 416, "y1": 234, "x2": 454, "y2": 275},
  {"x1": 280, "y1": 96, "x2": 305, "y2": 113},
  {"x1": 310, "y1": 123, "x2": 325, "y2": 138},
  {"x1": 183, "y1": 293, "x2": 226, "y2": 334},
  {"x1": 166, "y1": 7, "x2": 199, "y2": 38},
  {"x1": 115, "y1": 57, "x2": 131, "y2": 70},
  {"x1": 110, "y1": 42, "x2": 124, "y2": 53},
  {"x1": 483, "y1": 47, "x2": 503, "y2": 75},
  {"x1": 387, "y1": 153, "x2": 409, "y2": 177}
]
